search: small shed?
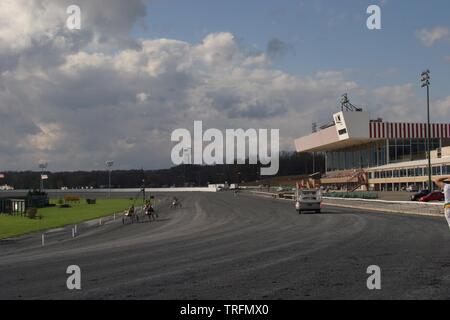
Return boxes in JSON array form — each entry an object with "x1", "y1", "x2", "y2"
[
  {"x1": 0, "y1": 198, "x2": 26, "y2": 215},
  {"x1": 0, "y1": 191, "x2": 49, "y2": 215},
  {"x1": 10, "y1": 199, "x2": 26, "y2": 215}
]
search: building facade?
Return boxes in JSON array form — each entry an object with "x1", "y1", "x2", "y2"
[{"x1": 295, "y1": 111, "x2": 450, "y2": 191}]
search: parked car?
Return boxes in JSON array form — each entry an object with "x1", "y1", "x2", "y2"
[
  {"x1": 411, "y1": 190, "x2": 430, "y2": 201},
  {"x1": 419, "y1": 191, "x2": 444, "y2": 202}
]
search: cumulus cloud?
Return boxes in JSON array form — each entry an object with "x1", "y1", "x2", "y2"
[
  {"x1": 3, "y1": 1, "x2": 448, "y2": 171},
  {"x1": 0, "y1": 34, "x2": 358, "y2": 169},
  {"x1": 435, "y1": 96, "x2": 450, "y2": 117},
  {"x1": 370, "y1": 83, "x2": 450, "y2": 123},
  {"x1": 0, "y1": 0, "x2": 366, "y2": 171},
  {"x1": 0, "y1": 0, "x2": 147, "y2": 72},
  {"x1": 373, "y1": 83, "x2": 414, "y2": 104},
  {"x1": 416, "y1": 26, "x2": 450, "y2": 47}
]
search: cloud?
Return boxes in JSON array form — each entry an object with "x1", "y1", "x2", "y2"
[
  {"x1": 6, "y1": 1, "x2": 443, "y2": 171},
  {"x1": 370, "y1": 82, "x2": 450, "y2": 124},
  {"x1": 435, "y1": 96, "x2": 450, "y2": 117},
  {"x1": 416, "y1": 26, "x2": 450, "y2": 47},
  {"x1": 373, "y1": 83, "x2": 414, "y2": 104},
  {"x1": 0, "y1": 23, "x2": 366, "y2": 170},
  {"x1": 0, "y1": 0, "x2": 148, "y2": 72}
]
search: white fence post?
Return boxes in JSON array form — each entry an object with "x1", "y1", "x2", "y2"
[{"x1": 41, "y1": 234, "x2": 45, "y2": 246}]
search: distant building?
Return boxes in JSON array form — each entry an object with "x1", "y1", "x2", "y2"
[
  {"x1": 295, "y1": 111, "x2": 450, "y2": 191},
  {"x1": 0, "y1": 198, "x2": 25, "y2": 215},
  {"x1": 0, "y1": 191, "x2": 49, "y2": 215}
]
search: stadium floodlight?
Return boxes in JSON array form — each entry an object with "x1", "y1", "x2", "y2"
[
  {"x1": 106, "y1": 160, "x2": 114, "y2": 167},
  {"x1": 38, "y1": 161, "x2": 48, "y2": 170},
  {"x1": 38, "y1": 161, "x2": 48, "y2": 191},
  {"x1": 106, "y1": 161, "x2": 114, "y2": 198},
  {"x1": 421, "y1": 70, "x2": 430, "y2": 77},
  {"x1": 420, "y1": 70, "x2": 432, "y2": 192},
  {"x1": 421, "y1": 70, "x2": 431, "y2": 88}
]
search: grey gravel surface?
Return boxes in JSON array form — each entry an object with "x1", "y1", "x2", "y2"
[{"x1": 1, "y1": 192, "x2": 450, "y2": 300}]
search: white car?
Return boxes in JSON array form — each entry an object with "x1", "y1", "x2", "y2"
[{"x1": 295, "y1": 189, "x2": 322, "y2": 214}]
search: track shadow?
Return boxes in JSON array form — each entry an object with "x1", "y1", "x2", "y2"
[{"x1": 297, "y1": 210, "x2": 347, "y2": 215}]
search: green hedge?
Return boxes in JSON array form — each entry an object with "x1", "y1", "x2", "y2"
[{"x1": 325, "y1": 192, "x2": 378, "y2": 200}]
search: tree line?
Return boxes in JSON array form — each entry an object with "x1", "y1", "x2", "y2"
[{"x1": 1, "y1": 152, "x2": 324, "y2": 189}]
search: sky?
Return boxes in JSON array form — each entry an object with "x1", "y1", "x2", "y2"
[{"x1": 0, "y1": 0, "x2": 449, "y2": 171}]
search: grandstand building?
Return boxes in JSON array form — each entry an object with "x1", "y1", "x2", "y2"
[{"x1": 295, "y1": 110, "x2": 450, "y2": 191}]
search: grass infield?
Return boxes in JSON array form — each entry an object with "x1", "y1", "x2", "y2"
[{"x1": 0, "y1": 198, "x2": 135, "y2": 239}]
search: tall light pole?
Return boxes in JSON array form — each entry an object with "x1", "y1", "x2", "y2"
[
  {"x1": 421, "y1": 70, "x2": 432, "y2": 191},
  {"x1": 141, "y1": 168, "x2": 146, "y2": 205},
  {"x1": 182, "y1": 147, "x2": 191, "y2": 186},
  {"x1": 312, "y1": 123, "x2": 317, "y2": 174},
  {"x1": 106, "y1": 161, "x2": 114, "y2": 198},
  {"x1": 38, "y1": 161, "x2": 48, "y2": 192}
]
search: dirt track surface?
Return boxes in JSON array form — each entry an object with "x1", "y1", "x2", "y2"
[{"x1": 1, "y1": 192, "x2": 450, "y2": 300}]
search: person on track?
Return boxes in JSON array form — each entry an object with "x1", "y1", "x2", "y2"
[
  {"x1": 148, "y1": 201, "x2": 158, "y2": 220},
  {"x1": 144, "y1": 202, "x2": 151, "y2": 217},
  {"x1": 171, "y1": 196, "x2": 181, "y2": 208},
  {"x1": 435, "y1": 176, "x2": 450, "y2": 228},
  {"x1": 126, "y1": 204, "x2": 135, "y2": 217}
]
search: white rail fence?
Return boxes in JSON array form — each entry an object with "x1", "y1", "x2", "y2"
[{"x1": 246, "y1": 190, "x2": 446, "y2": 216}]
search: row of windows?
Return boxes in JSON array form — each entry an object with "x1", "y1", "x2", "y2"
[
  {"x1": 326, "y1": 142, "x2": 386, "y2": 171},
  {"x1": 388, "y1": 139, "x2": 441, "y2": 163},
  {"x1": 326, "y1": 139, "x2": 442, "y2": 172},
  {"x1": 369, "y1": 165, "x2": 450, "y2": 179}
]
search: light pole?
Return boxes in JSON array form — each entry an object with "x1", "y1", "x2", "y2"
[
  {"x1": 142, "y1": 178, "x2": 146, "y2": 204},
  {"x1": 106, "y1": 161, "x2": 114, "y2": 198},
  {"x1": 312, "y1": 123, "x2": 318, "y2": 174},
  {"x1": 38, "y1": 162, "x2": 48, "y2": 192},
  {"x1": 421, "y1": 70, "x2": 432, "y2": 191},
  {"x1": 182, "y1": 147, "x2": 191, "y2": 187},
  {"x1": 141, "y1": 168, "x2": 146, "y2": 205}
]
